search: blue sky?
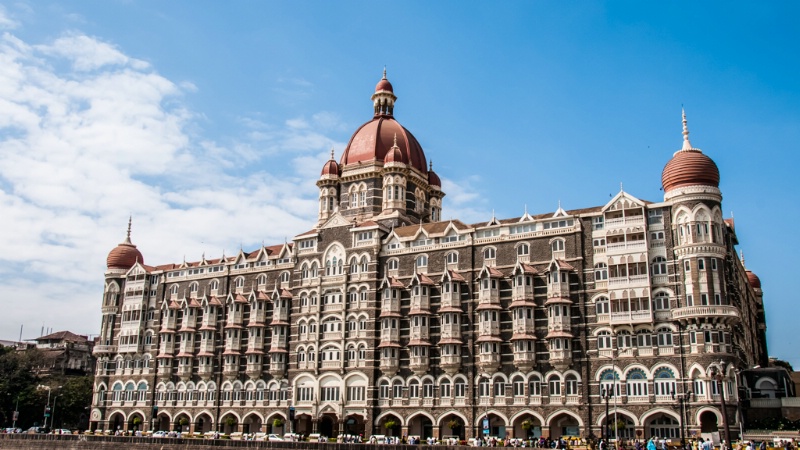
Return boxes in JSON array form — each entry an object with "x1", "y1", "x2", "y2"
[{"x1": 0, "y1": 1, "x2": 798, "y2": 367}]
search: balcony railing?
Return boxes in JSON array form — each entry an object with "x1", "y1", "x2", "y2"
[
  {"x1": 673, "y1": 305, "x2": 740, "y2": 321},
  {"x1": 609, "y1": 309, "x2": 652, "y2": 325}
]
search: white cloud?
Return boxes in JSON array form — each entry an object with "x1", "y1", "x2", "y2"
[
  {"x1": 440, "y1": 175, "x2": 491, "y2": 225},
  {"x1": 0, "y1": 30, "x2": 336, "y2": 340},
  {"x1": 0, "y1": 5, "x2": 19, "y2": 30}
]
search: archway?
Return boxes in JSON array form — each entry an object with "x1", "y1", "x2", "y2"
[
  {"x1": 127, "y1": 412, "x2": 145, "y2": 432},
  {"x1": 156, "y1": 413, "x2": 170, "y2": 432},
  {"x1": 319, "y1": 414, "x2": 337, "y2": 438},
  {"x1": 408, "y1": 413, "x2": 434, "y2": 439},
  {"x1": 439, "y1": 413, "x2": 466, "y2": 440},
  {"x1": 647, "y1": 413, "x2": 680, "y2": 439},
  {"x1": 243, "y1": 413, "x2": 263, "y2": 434},
  {"x1": 344, "y1": 414, "x2": 366, "y2": 438},
  {"x1": 195, "y1": 412, "x2": 213, "y2": 434},
  {"x1": 548, "y1": 413, "x2": 580, "y2": 439},
  {"x1": 601, "y1": 414, "x2": 635, "y2": 441},
  {"x1": 513, "y1": 414, "x2": 543, "y2": 440},
  {"x1": 378, "y1": 414, "x2": 402, "y2": 437},
  {"x1": 107, "y1": 412, "x2": 124, "y2": 433},
  {"x1": 699, "y1": 411, "x2": 719, "y2": 433},
  {"x1": 174, "y1": 412, "x2": 191, "y2": 433},
  {"x1": 295, "y1": 414, "x2": 313, "y2": 435},
  {"x1": 220, "y1": 413, "x2": 238, "y2": 434}
]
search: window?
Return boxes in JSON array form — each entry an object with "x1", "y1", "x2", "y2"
[
  {"x1": 356, "y1": 231, "x2": 373, "y2": 241},
  {"x1": 657, "y1": 328, "x2": 673, "y2": 346},
  {"x1": 593, "y1": 216, "x2": 605, "y2": 230},
  {"x1": 454, "y1": 380, "x2": 466, "y2": 398},
  {"x1": 698, "y1": 259, "x2": 705, "y2": 271},
  {"x1": 446, "y1": 252, "x2": 458, "y2": 264},
  {"x1": 711, "y1": 258, "x2": 718, "y2": 271},
  {"x1": 235, "y1": 277, "x2": 245, "y2": 288},
  {"x1": 528, "y1": 377, "x2": 541, "y2": 396},
  {"x1": 636, "y1": 329, "x2": 652, "y2": 347},
  {"x1": 321, "y1": 387, "x2": 340, "y2": 402},
  {"x1": 483, "y1": 248, "x2": 496, "y2": 259},
  {"x1": 599, "y1": 369, "x2": 619, "y2": 396},
  {"x1": 653, "y1": 368, "x2": 676, "y2": 396},
  {"x1": 594, "y1": 263, "x2": 608, "y2": 281},
  {"x1": 565, "y1": 375, "x2": 579, "y2": 395},
  {"x1": 551, "y1": 240, "x2": 565, "y2": 252},
  {"x1": 440, "y1": 380, "x2": 451, "y2": 398},
  {"x1": 387, "y1": 259, "x2": 399, "y2": 271},
  {"x1": 548, "y1": 377, "x2": 561, "y2": 395},
  {"x1": 597, "y1": 331, "x2": 613, "y2": 349},
  {"x1": 653, "y1": 292, "x2": 670, "y2": 311},
  {"x1": 379, "y1": 381, "x2": 390, "y2": 399},
  {"x1": 593, "y1": 238, "x2": 606, "y2": 247},
  {"x1": 596, "y1": 297, "x2": 610, "y2": 315},
  {"x1": 544, "y1": 219, "x2": 574, "y2": 230},
  {"x1": 714, "y1": 293, "x2": 722, "y2": 305},
  {"x1": 626, "y1": 369, "x2": 648, "y2": 397},
  {"x1": 652, "y1": 257, "x2": 667, "y2": 275},
  {"x1": 416, "y1": 255, "x2": 428, "y2": 267},
  {"x1": 684, "y1": 260, "x2": 691, "y2": 272},
  {"x1": 650, "y1": 231, "x2": 665, "y2": 240},
  {"x1": 517, "y1": 244, "x2": 529, "y2": 256}
]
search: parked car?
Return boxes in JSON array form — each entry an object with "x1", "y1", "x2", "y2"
[
  {"x1": 151, "y1": 431, "x2": 168, "y2": 438},
  {"x1": 55, "y1": 429, "x2": 72, "y2": 435},
  {"x1": 283, "y1": 433, "x2": 302, "y2": 441},
  {"x1": 268, "y1": 434, "x2": 284, "y2": 442}
]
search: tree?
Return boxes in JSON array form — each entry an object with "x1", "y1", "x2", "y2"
[{"x1": 273, "y1": 418, "x2": 284, "y2": 428}]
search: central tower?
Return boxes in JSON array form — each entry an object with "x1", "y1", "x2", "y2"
[{"x1": 317, "y1": 70, "x2": 444, "y2": 227}]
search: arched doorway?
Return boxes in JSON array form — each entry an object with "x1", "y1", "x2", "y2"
[
  {"x1": 513, "y1": 414, "x2": 542, "y2": 440},
  {"x1": 156, "y1": 414, "x2": 170, "y2": 432},
  {"x1": 408, "y1": 414, "x2": 434, "y2": 439},
  {"x1": 127, "y1": 412, "x2": 145, "y2": 432},
  {"x1": 195, "y1": 413, "x2": 213, "y2": 433},
  {"x1": 108, "y1": 412, "x2": 124, "y2": 433},
  {"x1": 220, "y1": 413, "x2": 238, "y2": 434},
  {"x1": 602, "y1": 414, "x2": 635, "y2": 441},
  {"x1": 378, "y1": 414, "x2": 402, "y2": 437},
  {"x1": 549, "y1": 413, "x2": 580, "y2": 438},
  {"x1": 699, "y1": 411, "x2": 719, "y2": 433},
  {"x1": 319, "y1": 414, "x2": 337, "y2": 438},
  {"x1": 344, "y1": 414, "x2": 365, "y2": 437},
  {"x1": 295, "y1": 414, "x2": 313, "y2": 435},
  {"x1": 174, "y1": 413, "x2": 191, "y2": 433},
  {"x1": 243, "y1": 413, "x2": 263, "y2": 434},
  {"x1": 647, "y1": 413, "x2": 680, "y2": 439},
  {"x1": 439, "y1": 414, "x2": 465, "y2": 440}
]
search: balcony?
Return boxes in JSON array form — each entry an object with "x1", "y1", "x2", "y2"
[
  {"x1": 609, "y1": 309, "x2": 653, "y2": 325},
  {"x1": 604, "y1": 215, "x2": 644, "y2": 228},
  {"x1": 245, "y1": 363, "x2": 262, "y2": 379},
  {"x1": 410, "y1": 294, "x2": 430, "y2": 312},
  {"x1": 440, "y1": 323, "x2": 461, "y2": 340},
  {"x1": 380, "y1": 356, "x2": 399, "y2": 375},
  {"x1": 198, "y1": 364, "x2": 213, "y2": 379},
  {"x1": 410, "y1": 328, "x2": 429, "y2": 341},
  {"x1": 673, "y1": 305, "x2": 740, "y2": 323},
  {"x1": 512, "y1": 285, "x2": 534, "y2": 301},
  {"x1": 93, "y1": 344, "x2": 116, "y2": 355},
  {"x1": 177, "y1": 363, "x2": 193, "y2": 380},
  {"x1": 513, "y1": 351, "x2": 536, "y2": 371},
  {"x1": 410, "y1": 355, "x2": 429, "y2": 375},
  {"x1": 441, "y1": 291, "x2": 460, "y2": 309},
  {"x1": 272, "y1": 309, "x2": 289, "y2": 322},
  {"x1": 440, "y1": 355, "x2": 460, "y2": 375},
  {"x1": 477, "y1": 353, "x2": 501, "y2": 373},
  {"x1": 607, "y1": 274, "x2": 650, "y2": 288},
  {"x1": 381, "y1": 329, "x2": 400, "y2": 342},
  {"x1": 606, "y1": 240, "x2": 647, "y2": 255},
  {"x1": 479, "y1": 322, "x2": 499, "y2": 337},
  {"x1": 223, "y1": 364, "x2": 239, "y2": 379},
  {"x1": 269, "y1": 361, "x2": 286, "y2": 377},
  {"x1": 381, "y1": 299, "x2": 400, "y2": 315},
  {"x1": 548, "y1": 282, "x2": 570, "y2": 299},
  {"x1": 322, "y1": 302, "x2": 343, "y2": 312},
  {"x1": 547, "y1": 316, "x2": 571, "y2": 333},
  {"x1": 199, "y1": 340, "x2": 214, "y2": 354},
  {"x1": 478, "y1": 288, "x2": 499, "y2": 305}
]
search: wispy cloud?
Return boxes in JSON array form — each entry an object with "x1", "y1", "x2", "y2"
[
  {"x1": 0, "y1": 5, "x2": 19, "y2": 30},
  {"x1": 0, "y1": 29, "x2": 336, "y2": 339}
]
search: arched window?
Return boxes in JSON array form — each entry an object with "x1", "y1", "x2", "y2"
[
  {"x1": 599, "y1": 369, "x2": 619, "y2": 396},
  {"x1": 657, "y1": 328, "x2": 674, "y2": 346},
  {"x1": 387, "y1": 259, "x2": 399, "y2": 271},
  {"x1": 483, "y1": 248, "x2": 496, "y2": 260},
  {"x1": 636, "y1": 329, "x2": 652, "y2": 347},
  {"x1": 548, "y1": 375, "x2": 561, "y2": 396},
  {"x1": 596, "y1": 296, "x2": 610, "y2": 315},
  {"x1": 416, "y1": 255, "x2": 428, "y2": 267},
  {"x1": 565, "y1": 374, "x2": 579, "y2": 395},
  {"x1": 594, "y1": 263, "x2": 608, "y2": 280},
  {"x1": 528, "y1": 375, "x2": 541, "y2": 396},
  {"x1": 597, "y1": 330, "x2": 613, "y2": 349},
  {"x1": 446, "y1": 252, "x2": 458, "y2": 264},
  {"x1": 189, "y1": 282, "x2": 199, "y2": 293},
  {"x1": 551, "y1": 240, "x2": 565, "y2": 252},
  {"x1": 517, "y1": 244, "x2": 529, "y2": 256},
  {"x1": 653, "y1": 292, "x2": 671, "y2": 311},
  {"x1": 626, "y1": 369, "x2": 648, "y2": 397},
  {"x1": 653, "y1": 367, "x2": 676, "y2": 396},
  {"x1": 652, "y1": 256, "x2": 668, "y2": 275},
  {"x1": 210, "y1": 279, "x2": 219, "y2": 291},
  {"x1": 280, "y1": 272, "x2": 290, "y2": 283},
  {"x1": 170, "y1": 285, "x2": 179, "y2": 295},
  {"x1": 234, "y1": 277, "x2": 244, "y2": 289}
]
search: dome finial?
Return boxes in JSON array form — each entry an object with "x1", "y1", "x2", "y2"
[
  {"x1": 330, "y1": 146, "x2": 335, "y2": 160},
  {"x1": 124, "y1": 216, "x2": 132, "y2": 244},
  {"x1": 681, "y1": 108, "x2": 693, "y2": 151},
  {"x1": 393, "y1": 133, "x2": 398, "y2": 148},
  {"x1": 383, "y1": 66, "x2": 387, "y2": 80},
  {"x1": 429, "y1": 160, "x2": 433, "y2": 171},
  {"x1": 741, "y1": 250, "x2": 746, "y2": 268}
]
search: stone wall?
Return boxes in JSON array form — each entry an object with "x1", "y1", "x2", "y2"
[{"x1": 0, "y1": 434, "x2": 451, "y2": 450}]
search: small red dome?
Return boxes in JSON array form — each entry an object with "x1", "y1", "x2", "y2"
[
  {"x1": 385, "y1": 144, "x2": 405, "y2": 164},
  {"x1": 661, "y1": 149, "x2": 720, "y2": 193},
  {"x1": 375, "y1": 75, "x2": 393, "y2": 93},
  {"x1": 746, "y1": 270, "x2": 761, "y2": 289},
  {"x1": 321, "y1": 158, "x2": 340, "y2": 176},
  {"x1": 107, "y1": 242, "x2": 143, "y2": 270},
  {"x1": 428, "y1": 169, "x2": 441, "y2": 187}
]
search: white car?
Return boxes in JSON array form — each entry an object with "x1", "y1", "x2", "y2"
[
  {"x1": 268, "y1": 434, "x2": 284, "y2": 442},
  {"x1": 151, "y1": 431, "x2": 168, "y2": 438}
]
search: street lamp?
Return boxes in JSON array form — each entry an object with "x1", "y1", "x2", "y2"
[
  {"x1": 710, "y1": 364, "x2": 731, "y2": 450},
  {"x1": 601, "y1": 387, "x2": 611, "y2": 443},
  {"x1": 672, "y1": 389, "x2": 693, "y2": 449},
  {"x1": 52, "y1": 393, "x2": 62, "y2": 431},
  {"x1": 478, "y1": 375, "x2": 491, "y2": 440},
  {"x1": 37, "y1": 385, "x2": 62, "y2": 430}
]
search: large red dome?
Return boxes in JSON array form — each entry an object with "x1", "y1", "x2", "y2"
[
  {"x1": 107, "y1": 242, "x2": 143, "y2": 270},
  {"x1": 340, "y1": 117, "x2": 427, "y2": 174},
  {"x1": 746, "y1": 270, "x2": 762, "y2": 289},
  {"x1": 661, "y1": 149, "x2": 720, "y2": 192}
]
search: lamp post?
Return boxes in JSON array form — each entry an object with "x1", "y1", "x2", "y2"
[
  {"x1": 478, "y1": 375, "x2": 490, "y2": 440},
  {"x1": 711, "y1": 365, "x2": 731, "y2": 449},
  {"x1": 52, "y1": 393, "x2": 61, "y2": 430},
  {"x1": 672, "y1": 389, "x2": 693, "y2": 449},
  {"x1": 12, "y1": 395, "x2": 19, "y2": 430},
  {"x1": 38, "y1": 385, "x2": 61, "y2": 430},
  {"x1": 602, "y1": 386, "x2": 611, "y2": 443}
]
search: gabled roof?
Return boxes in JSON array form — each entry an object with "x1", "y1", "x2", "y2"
[
  {"x1": 512, "y1": 262, "x2": 539, "y2": 275},
  {"x1": 478, "y1": 266, "x2": 504, "y2": 278},
  {"x1": 389, "y1": 220, "x2": 471, "y2": 239},
  {"x1": 440, "y1": 269, "x2": 467, "y2": 283},
  {"x1": 409, "y1": 273, "x2": 435, "y2": 287},
  {"x1": 36, "y1": 331, "x2": 88, "y2": 343},
  {"x1": 602, "y1": 190, "x2": 647, "y2": 212},
  {"x1": 546, "y1": 260, "x2": 576, "y2": 272},
  {"x1": 380, "y1": 277, "x2": 405, "y2": 289}
]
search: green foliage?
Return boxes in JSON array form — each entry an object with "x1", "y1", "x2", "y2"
[
  {"x1": 0, "y1": 347, "x2": 91, "y2": 430},
  {"x1": 273, "y1": 418, "x2": 284, "y2": 427},
  {"x1": 748, "y1": 417, "x2": 800, "y2": 431},
  {"x1": 179, "y1": 417, "x2": 189, "y2": 426},
  {"x1": 521, "y1": 419, "x2": 533, "y2": 431},
  {"x1": 384, "y1": 419, "x2": 397, "y2": 429},
  {"x1": 448, "y1": 419, "x2": 460, "y2": 429},
  {"x1": 224, "y1": 416, "x2": 237, "y2": 427}
]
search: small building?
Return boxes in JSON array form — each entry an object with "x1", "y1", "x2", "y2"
[{"x1": 33, "y1": 330, "x2": 95, "y2": 376}]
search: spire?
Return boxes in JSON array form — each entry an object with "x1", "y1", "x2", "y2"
[
  {"x1": 741, "y1": 250, "x2": 746, "y2": 268},
  {"x1": 123, "y1": 216, "x2": 132, "y2": 244},
  {"x1": 393, "y1": 133, "x2": 398, "y2": 148},
  {"x1": 429, "y1": 160, "x2": 433, "y2": 171},
  {"x1": 383, "y1": 66, "x2": 387, "y2": 80},
  {"x1": 330, "y1": 146, "x2": 335, "y2": 160},
  {"x1": 681, "y1": 108, "x2": 694, "y2": 151}
]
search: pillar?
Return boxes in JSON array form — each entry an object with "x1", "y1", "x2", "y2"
[
  {"x1": 402, "y1": 425, "x2": 409, "y2": 439},
  {"x1": 433, "y1": 427, "x2": 440, "y2": 439}
]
